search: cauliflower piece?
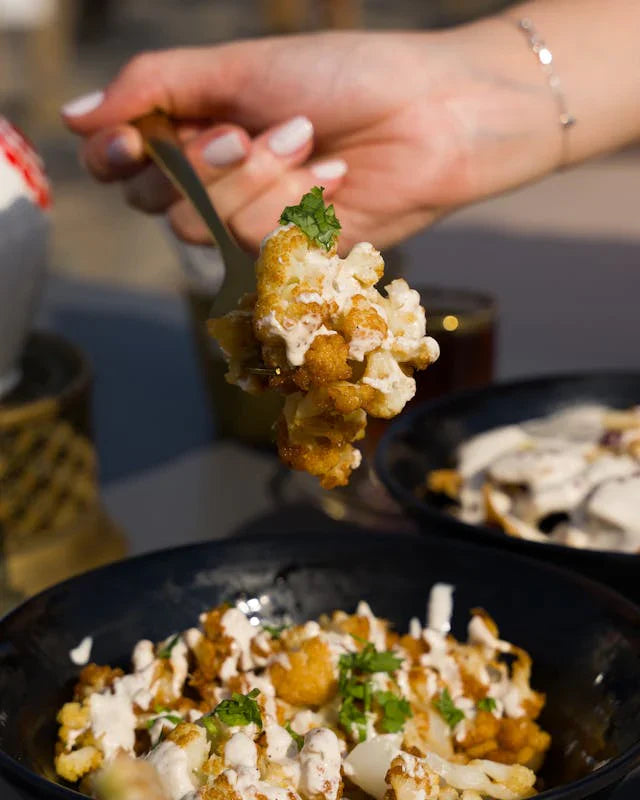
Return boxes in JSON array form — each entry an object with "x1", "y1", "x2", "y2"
[
  {"x1": 385, "y1": 752, "x2": 440, "y2": 800},
  {"x1": 299, "y1": 727, "x2": 342, "y2": 800},
  {"x1": 145, "y1": 723, "x2": 209, "y2": 800},
  {"x1": 93, "y1": 753, "x2": 168, "y2": 800},
  {"x1": 270, "y1": 636, "x2": 337, "y2": 706},
  {"x1": 55, "y1": 745, "x2": 103, "y2": 783},
  {"x1": 423, "y1": 751, "x2": 536, "y2": 800},
  {"x1": 209, "y1": 189, "x2": 439, "y2": 489}
]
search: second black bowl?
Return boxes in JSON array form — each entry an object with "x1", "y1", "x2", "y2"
[
  {"x1": 375, "y1": 372, "x2": 640, "y2": 601},
  {"x1": 1, "y1": 529, "x2": 640, "y2": 799}
]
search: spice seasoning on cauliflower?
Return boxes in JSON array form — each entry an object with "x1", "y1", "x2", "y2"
[
  {"x1": 57, "y1": 584, "x2": 550, "y2": 800},
  {"x1": 208, "y1": 187, "x2": 439, "y2": 489}
]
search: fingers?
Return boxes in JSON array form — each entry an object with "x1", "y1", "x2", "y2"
[
  {"x1": 167, "y1": 116, "x2": 315, "y2": 241},
  {"x1": 79, "y1": 125, "x2": 146, "y2": 181},
  {"x1": 60, "y1": 43, "x2": 263, "y2": 134},
  {"x1": 121, "y1": 124, "x2": 251, "y2": 214},
  {"x1": 169, "y1": 156, "x2": 348, "y2": 252}
]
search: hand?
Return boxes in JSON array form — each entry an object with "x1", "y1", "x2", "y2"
[{"x1": 62, "y1": 27, "x2": 559, "y2": 253}]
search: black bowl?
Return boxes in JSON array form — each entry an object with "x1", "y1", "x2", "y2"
[
  {"x1": 376, "y1": 372, "x2": 640, "y2": 602},
  {"x1": 1, "y1": 529, "x2": 640, "y2": 800}
]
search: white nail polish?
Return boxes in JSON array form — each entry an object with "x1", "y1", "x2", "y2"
[
  {"x1": 269, "y1": 116, "x2": 313, "y2": 157},
  {"x1": 311, "y1": 158, "x2": 348, "y2": 180},
  {"x1": 61, "y1": 90, "x2": 105, "y2": 117},
  {"x1": 203, "y1": 131, "x2": 246, "y2": 166}
]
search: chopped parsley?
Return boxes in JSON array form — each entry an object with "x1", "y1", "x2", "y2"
[
  {"x1": 339, "y1": 643, "x2": 403, "y2": 678},
  {"x1": 433, "y1": 688, "x2": 465, "y2": 729},
  {"x1": 477, "y1": 697, "x2": 497, "y2": 713},
  {"x1": 375, "y1": 691, "x2": 413, "y2": 733},
  {"x1": 337, "y1": 642, "x2": 407, "y2": 741},
  {"x1": 200, "y1": 715, "x2": 220, "y2": 739},
  {"x1": 157, "y1": 634, "x2": 180, "y2": 659},
  {"x1": 279, "y1": 186, "x2": 341, "y2": 251},
  {"x1": 212, "y1": 688, "x2": 263, "y2": 729},
  {"x1": 285, "y1": 723, "x2": 305, "y2": 751},
  {"x1": 146, "y1": 710, "x2": 182, "y2": 729},
  {"x1": 262, "y1": 624, "x2": 287, "y2": 639}
]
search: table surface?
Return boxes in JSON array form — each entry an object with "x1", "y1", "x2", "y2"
[{"x1": 3, "y1": 155, "x2": 640, "y2": 798}]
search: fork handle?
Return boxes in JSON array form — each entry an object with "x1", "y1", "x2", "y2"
[{"x1": 131, "y1": 109, "x2": 240, "y2": 267}]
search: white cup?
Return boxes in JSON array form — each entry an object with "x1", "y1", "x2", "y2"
[{"x1": 0, "y1": 195, "x2": 49, "y2": 397}]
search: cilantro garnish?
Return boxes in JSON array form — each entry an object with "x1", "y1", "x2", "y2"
[
  {"x1": 200, "y1": 715, "x2": 220, "y2": 739},
  {"x1": 279, "y1": 186, "x2": 341, "y2": 251},
  {"x1": 146, "y1": 710, "x2": 182, "y2": 730},
  {"x1": 213, "y1": 688, "x2": 263, "y2": 729},
  {"x1": 375, "y1": 691, "x2": 413, "y2": 733},
  {"x1": 157, "y1": 634, "x2": 180, "y2": 659},
  {"x1": 262, "y1": 624, "x2": 287, "y2": 639},
  {"x1": 339, "y1": 643, "x2": 403, "y2": 678},
  {"x1": 477, "y1": 697, "x2": 497, "y2": 713},
  {"x1": 433, "y1": 688, "x2": 465, "y2": 729},
  {"x1": 337, "y1": 643, "x2": 405, "y2": 741},
  {"x1": 285, "y1": 723, "x2": 305, "y2": 751}
]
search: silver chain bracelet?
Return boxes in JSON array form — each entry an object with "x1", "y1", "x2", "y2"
[{"x1": 516, "y1": 17, "x2": 576, "y2": 169}]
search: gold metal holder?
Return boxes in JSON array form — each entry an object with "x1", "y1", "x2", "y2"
[{"x1": 0, "y1": 332, "x2": 127, "y2": 610}]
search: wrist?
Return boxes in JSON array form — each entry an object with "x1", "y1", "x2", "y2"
[{"x1": 434, "y1": 15, "x2": 563, "y2": 203}]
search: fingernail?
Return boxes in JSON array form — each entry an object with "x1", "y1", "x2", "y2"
[
  {"x1": 268, "y1": 116, "x2": 313, "y2": 157},
  {"x1": 311, "y1": 158, "x2": 348, "y2": 181},
  {"x1": 106, "y1": 131, "x2": 143, "y2": 166},
  {"x1": 61, "y1": 89, "x2": 105, "y2": 117},
  {"x1": 202, "y1": 131, "x2": 246, "y2": 167}
]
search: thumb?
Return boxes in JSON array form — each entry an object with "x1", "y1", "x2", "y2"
[{"x1": 61, "y1": 43, "x2": 264, "y2": 134}]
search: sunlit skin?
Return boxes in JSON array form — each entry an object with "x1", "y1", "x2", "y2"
[{"x1": 61, "y1": 0, "x2": 640, "y2": 256}]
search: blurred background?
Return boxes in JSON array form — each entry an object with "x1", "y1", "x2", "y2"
[{"x1": 0, "y1": 0, "x2": 638, "y2": 598}]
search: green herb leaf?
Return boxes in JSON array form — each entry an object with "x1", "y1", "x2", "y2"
[
  {"x1": 285, "y1": 723, "x2": 305, "y2": 751},
  {"x1": 146, "y1": 712, "x2": 182, "y2": 730},
  {"x1": 200, "y1": 715, "x2": 221, "y2": 739},
  {"x1": 337, "y1": 643, "x2": 403, "y2": 741},
  {"x1": 477, "y1": 697, "x2": 497, "y2": 713},
  {"x1": 213, "y1": 688, "x2": 263, "y2": 729},
  {"x1": 339, "y1": 643, "x2": 403, "y2": 677},
  {"x1": 433, "y1": 688, "x2": 465, "y2": 729},
  {"x1": 375, "y1": 691, "x2": 413, "y2": 733},
  {"x1": 338, "y1": 693, "x2": 369, "y2": 742},
  {"x1": 157, "y1": 634, "x2": 180, "y2": 659},
  {"x1": 278, "y1": 186, "x2": 341, "y2": 251},
  {"x1": 262, "y1": 624, "x2": 287, "y2": 639}
]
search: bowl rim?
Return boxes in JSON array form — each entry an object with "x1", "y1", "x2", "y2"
[
  {"x1": 1, "y1": 528, "x2": 639, "y2": 799},
  {"x1": 375, "y1": 369, "x2": 640, "y2": 562}
]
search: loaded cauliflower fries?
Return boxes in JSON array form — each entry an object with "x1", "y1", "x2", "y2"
[
  {"x1": 208, "y1": 187, "x2": 439, "y2": 488},
  {"x1": 56, "y1": 585, "x2": 551, "y2": 800}
]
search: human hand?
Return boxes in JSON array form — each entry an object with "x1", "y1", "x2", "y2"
[{"x1": 62, "y1": 26, "x2": 559, "y2": 253}]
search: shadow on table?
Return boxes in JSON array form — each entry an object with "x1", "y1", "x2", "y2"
[{"x1": 42, "y1": 277, "x2": 214, "y2": 483}]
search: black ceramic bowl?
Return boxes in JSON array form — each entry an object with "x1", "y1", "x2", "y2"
[
  {"x1": 376, "y1": 372, "x2": 640, "y2": 602},
  {"x1": 1, "y1": 529, "x2": 640, "y2": 800}
]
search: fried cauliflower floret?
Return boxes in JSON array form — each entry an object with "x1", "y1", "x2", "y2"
[
  {"x1": 74, "y1": 663, "x2": 124, "y2": 700},
  {"x1": 385, "y1": 753, "x2": 440, "y2": 800},
  {"x1": 277, "y1": 392, "x2": 366, "y2": 489},
  {"x1": 57, "y1": 701, "x2": 91, "y2": 750},
  {"x1": 207, "y1": 295, "x2": 266, "y2": 395},
  {"x1": 55, "y1": 745, "x2": 103, "y2": 783},
  {"x1": 209, "y1": 189, "x2": 439, "y2": 489},
  {"x1": 270, "y1": 636, "x2": 337, "y2": 706},
  {"x1": 92, "y1": 753, "x2": 167, "y2": 800}
]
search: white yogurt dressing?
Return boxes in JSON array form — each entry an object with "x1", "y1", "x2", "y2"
[
  {"x1": 299, "y1": 728, "x2": 342, "y2": 800},
  {"x1": 69, "y1": 636, "x2": 93, "y2": 666},
  {"x1": 453, "y1": 405, "x2": 640, "y2": 552}
]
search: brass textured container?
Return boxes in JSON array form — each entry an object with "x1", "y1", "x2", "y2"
[{"x1": 0, "y1": 332, "x2": 126, "y2": 608}]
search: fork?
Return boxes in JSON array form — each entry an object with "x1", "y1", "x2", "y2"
[{"x1": 132, "y1": 110, "x2": 277, "y2": 375}]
